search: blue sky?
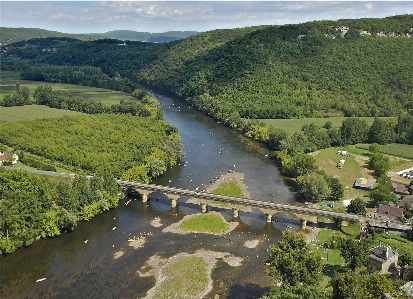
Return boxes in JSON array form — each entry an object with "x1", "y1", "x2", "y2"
[{"x1": 1, "y1": 1, "x2": 413, "y2": 34}]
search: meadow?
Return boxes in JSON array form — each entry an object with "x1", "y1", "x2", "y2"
[
  {"x1": 260, "y1": 117, "x2": 396, "y2": 134},
  {"x1": 0, "y1": 105, "x2": 83, "y2": 123},
  {"x1": 356, "y1": 143, "x2": 413, "y2": 160},
  {"x1": 1, "y1": 71, "x2": 137, "y2": 105}
]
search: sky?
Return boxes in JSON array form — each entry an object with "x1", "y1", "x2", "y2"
[{"x1": 1, "y1": 1, "x2": 413, "y2": 34}]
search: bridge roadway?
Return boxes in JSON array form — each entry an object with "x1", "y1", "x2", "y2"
[
  {"x1": 117, "y1": 179, "x2": 412, "y2": 231},
  {"x1": 9, "y1": 168, "x2": 412, "y2": 231}
]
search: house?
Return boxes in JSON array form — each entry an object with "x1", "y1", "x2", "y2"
[
  {"x1": 368, "y1": 243, "x2": 399, "y2": 274},
  {"x1": 391, "y1": 182, "x2": 409, "y2": 195},
  {"x1": 377, "y1": 204, "x2": 404, "y2": 221},
  {"x1": 0, "y1": 152, "x2": 18, "y2": 166},
  {"x1": 354, "y1": 178, "x2": 375, "y2": 189},
  {"x1": 398, "y1": 195, "x2": 413, "y2": 208}
]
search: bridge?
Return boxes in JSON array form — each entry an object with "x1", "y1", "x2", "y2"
[
  {"x1": 116, "y1": 179, "x2": 412, "y2": 232},
  {"x1": 7, "y1": 168, "x2": 412, "y2": 232}
]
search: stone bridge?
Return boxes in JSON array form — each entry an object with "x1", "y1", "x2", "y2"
[{"x1": 116, "y1": 179, "x2": 412, "y2": 231}]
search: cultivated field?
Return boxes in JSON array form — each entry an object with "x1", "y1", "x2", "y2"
[
  {"x1": 260, "y1": 117, "x2": 396, "y2": 134},
  {"x1": 356, "y1": 143, "x2": 413, "y2": 160},
  {"x1": 0, "y1": 105, "x2": 84, "y2": 123},
  {"x1": 1, "y1": 71, "x2": 137, "y2": 105}
]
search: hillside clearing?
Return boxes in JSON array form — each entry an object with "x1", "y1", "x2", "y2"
[{"x1": 0, "y1": 105, "x2": 83, "y2": 123}]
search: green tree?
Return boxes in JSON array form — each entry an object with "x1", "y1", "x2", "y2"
[
  {"x1": 341, "y1": 117, "x2": 369, "y2": 145},
  {"x1": 143, "y1": 155, "x2": 167, "y2": 178},
  {"x1": 297, "y1": 172, "x2": 331, "y2": 202},
  {"x1": 263, "y1": 284, "x2": 329, "y2": 299},
  {"x1": 326, "y1": 177, "x2": 344, "y2": 199},
  {"x1": 266, "y1": 230, "x2": 322, "y2": 287},
  {"x1": 340, "y1": 239, "x2": 370, "y2": 270},
  {"x1": 368, "y1": 152, "x2": 390, "y2": 177},
  {"x1": 347, "y1": 197, "x2": 367, "y2": 216},
  {"x1": 280, "y1": 151, "x2": 317, "y2": 178},
  {"x1": 368, "y1": 118, "x2": 397, "y2": 145},
  {"x1": 121, "y1": 166, "x2": 150, "y2": 183}
]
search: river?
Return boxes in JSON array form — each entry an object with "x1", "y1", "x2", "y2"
[{"x1": 0, "y1": 91, "x2": 299, "y2": 299}]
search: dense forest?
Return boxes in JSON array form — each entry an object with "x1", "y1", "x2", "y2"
[
  {"x1": 0, "y1": 113, "x2": 183, "y2": 179},
  {"x1": 137, "y1": 15, "x2": 413, "y2": 120},
  {"x1": 0, "y1": 168, "x2": 121, "y2": 253}
]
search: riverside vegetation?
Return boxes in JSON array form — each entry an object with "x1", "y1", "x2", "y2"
[{"x1": 1, "y1": 15, "x2": 413, "y2": 298}]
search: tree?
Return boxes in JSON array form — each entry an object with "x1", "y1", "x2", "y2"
[
  {"x1": 263, "y1": 284, "x2": 329, "y2": 299},
  {"x1": 341, "y1": 117, "x2": 369, "y2": 145},
  {"x1": 367, "y1": 118, "x2": 396, "y2": 145},
  {"x1": 143, "y1": 155, "x2": 167, "y2": 179},
  {"x1": 280, "y1": 151, "x2": 317, "y2": 178},
  {"x1": 325, "y1": 177, "x2": 344, "y2": 199},
  {"x1": 266, "y1": 230, "x2": 322, "y2": 287},
  {"x1": 347, "y1": 197, "x2": 366, "y2": 216},
  {"x1": 333, "y1": 270, "x2": 396, "y2": 299},
  {"x1": 368, "y1": 152, "x2": 390, "y2": 177},
  {"x1": 340, "y1": 239, "x2": 370, "y2": 270},
  {"x1": 121, "y1": 166, "x2": 150, "y2": 183},
  {"x1": 297, "y1": 172, "x2": 331, "y2": 202}
]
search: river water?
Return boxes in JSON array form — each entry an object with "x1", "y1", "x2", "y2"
[{"x1": 0, "y1": 92, "x2": 299, "y2": 299}]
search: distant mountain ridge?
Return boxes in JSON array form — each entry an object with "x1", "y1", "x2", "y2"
[{"x1": 0, "y1": 27, "x2": 199, "y2": 44}]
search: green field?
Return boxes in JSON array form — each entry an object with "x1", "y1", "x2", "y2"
[
  {"x1": 260, "y1": 117, "x2": 396, "y2": 134},
  {"x1": 0, "y1": 71, "x2": 137, "y2": 105},
  {"x1": 0, "y1": 105, "x2": 84, "y2": 123},
  {"x1": 356, "y1": 143, "x2": 413, "y2": 160}
]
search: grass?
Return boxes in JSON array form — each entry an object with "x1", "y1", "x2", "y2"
[
  {"x1": 210, "y1": 180, "x2": 244, "y2": 198},
  {"x1": 150, "y1": 256, "x2": 208, "y2": 298},
  {"x1": 312, "y1": 228, "x2": 345, "y2": 267},
  {"x1": 260, "y1": 117, "x2": 396, "y2": 135},
  {"x1": 356, "y1": 143, "x2": 413, "y2": 160},
  {"x1": 179, "y1": 214, "x2": 229, "y2": 234},
  {"x1": 0, "y1": 105, "x2": 83, "y2": 123},
  {"x1": 0, "y1": 71, "x2": 137, "y2": 105},
  {"x1": 312, "y1": 147, "x2": 370, "y2": 200},
  {"x1": 341, "y1": 220, "x2": 360, "y2": 236}
]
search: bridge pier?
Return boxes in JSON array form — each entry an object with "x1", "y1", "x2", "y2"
[
  {"x1": 135, "y1": 189, "x2": 150, "y2": 203},
  {"x1": 266, "y1": 214, "x2": 272, "y2": 223},
  {"x1": 201, "y1": 203, "x2": 207, "y2": 213},
  {"x1": 300, "y1": 219, "x2": 307, "y2": 229},
  {"x1": 167, "y1": 194, "x2": 180, "y2": 208},
  {"x1": 233, "y1": 209, "x2": 239, "y2": 218}
]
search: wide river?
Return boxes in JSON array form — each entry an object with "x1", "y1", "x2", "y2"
[{"x1": 0, "y1": 91, "x2": 299, "y2": 299}]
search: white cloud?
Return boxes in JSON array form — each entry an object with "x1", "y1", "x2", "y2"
[{"x1": 51, "y1": 11, "x2": 75, "y2": 20}]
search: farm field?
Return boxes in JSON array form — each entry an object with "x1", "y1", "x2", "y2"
[
  {"x1": 260, "y1": 117, "x2": 396, "y2": 134},
  {"x1": 356, "y1": 143, "x2": 413, "y2": 160},
  {"x1": 0, "y1": 105, "x2": 84, "y2": 123},
  {"x1": 0, "y1": 71, "x2": 137, "y2": 105}
]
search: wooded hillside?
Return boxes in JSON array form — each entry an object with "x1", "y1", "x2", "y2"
[{"x1": 137, "y1": 15, "x2": 413, "y2": 119}]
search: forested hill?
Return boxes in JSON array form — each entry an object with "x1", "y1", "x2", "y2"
[
  {"x1": 137, "y1": 15, "x2": 413, "y2": 119},
  {"x1": 0, "y1": 27, "x2": 198, "y2": 44}
]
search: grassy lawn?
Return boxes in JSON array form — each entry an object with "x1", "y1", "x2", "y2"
[
  {"x1": 0, "y1": 71, "x2": 137, "y2": 105},
  {"x1": 260, "y1": 117, "x2": 395, "y2": 135},
  {"x1": 312, "y1": 147, "x2": 370, "y2": 200},
  {"x1": 0, "y1": 105, "x2": 84, "y2": 123},
  {"x1": 210, "y1": 180, "x2": 244, "y2": 197},
  {"x1": 341, "y1": 220, "x2": 360, "y2": 236},
  {"x1": 150, "y1": 256, "x2": 208, "y2": 298},
  {"x1": 179, "y1": 214, "x2": 229, "y2": 234},
  {"x1": 312, "y1": 228, "x2": 345, "y2": 267}
]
